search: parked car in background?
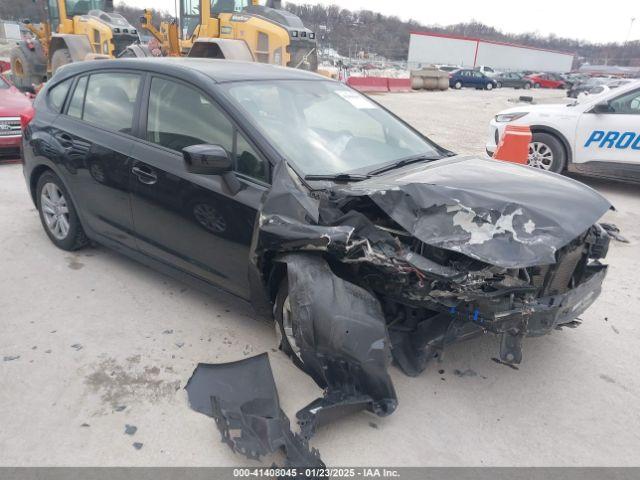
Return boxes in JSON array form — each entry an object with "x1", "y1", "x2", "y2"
[
  {"x1": 494, "y1": 72, "x2": 533, "y2": 89},
  {"x1": 568, "y1": 78, "x2": 632, "y2": 98},
  {"x1": 581, "y1": 79, "x2": 633, "y2": 98},
  {"x1": 0, "y1": 74, "x2": 33, "y2": 161},
  {"x1": 526, "y1": 73, "x2": 566, "y2": 89},
  {"x1": 561, "y1": 73, "x2": 588, "y2": 89},
  {"x1": 437, "y1": 65, "x2": 460, "y2": 73},
  {"x1": 475, "y1": 65, "x2": 498, "y2": 77},
  {"x1": 567, "y1": 77, "x2": 608, "y2": 98},
  {"x1": 449, "y1": 69, "x2": 497, "y2": 90},
  {"x1": 487, "y1": 80, "x2": 640, "y2": 182}
]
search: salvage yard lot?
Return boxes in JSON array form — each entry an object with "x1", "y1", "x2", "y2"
[{"x1": 1, "y1": 87, "x2": 639, "y2": 466}]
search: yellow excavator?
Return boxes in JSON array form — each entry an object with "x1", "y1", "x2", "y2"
[
  {"x1": 10, "y1": 0, "x2": 140, "y2": 89},
  {"x1": 139, "y1": 0, "x2": 318, "y2": 70}
]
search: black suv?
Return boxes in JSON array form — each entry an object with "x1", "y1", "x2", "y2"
[{"x1": 23, "y1": 58, "x2": 612, "y2": 413}]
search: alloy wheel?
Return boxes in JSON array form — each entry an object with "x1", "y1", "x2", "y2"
[
  {"x1": 528, "y1": 142, "x2": 554, "y2": 170},
  {"x1": 193, "y1": 203, "x2": 227, "y2": 233},
  {"x1": 40, "y1": 183, "x2": 70, "y2": 240}
]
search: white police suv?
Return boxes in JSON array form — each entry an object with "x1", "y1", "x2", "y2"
[{"x1": 486, "y1": 80, "x2": 640, "y2": 182}]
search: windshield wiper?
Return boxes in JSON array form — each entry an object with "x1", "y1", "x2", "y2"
[
  {"x1": 304, "y1": 173, "x2": 371, "y2": 182},
  {"x1": 367, "y1": 154, "x2": 442, "y2": 176}
]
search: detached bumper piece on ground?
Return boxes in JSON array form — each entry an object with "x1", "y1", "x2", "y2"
[{"x1": 186, "y1": 353, "x2": 324, "y2": 468}]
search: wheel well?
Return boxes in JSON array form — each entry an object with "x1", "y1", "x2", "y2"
[
  {"x1": 266, "y1": 261, "x2": 287, "y2": 303},
  {"x1": 29, "y1": 165, "x2": 54, "y2": 205},
  {"x1": 529, "y1": 126, "x2": 572, "y2": 170}
]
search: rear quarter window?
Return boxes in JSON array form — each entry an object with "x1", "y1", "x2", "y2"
[{"x1": 47, "y1": 78, "x2": 73, "y2": 113}]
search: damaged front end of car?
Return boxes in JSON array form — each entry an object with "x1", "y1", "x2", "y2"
[{"x1": 246, "y1": 155, "x2": 613, "y2": 427}]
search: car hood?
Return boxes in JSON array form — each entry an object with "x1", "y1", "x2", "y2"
[{"x1": 340, "y1": 155, "x2": 612, "y2": 268}]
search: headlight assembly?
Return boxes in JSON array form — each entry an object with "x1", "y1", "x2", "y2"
[{"x1": 495, "y1": 112, "x2": 529, "y2": 122}]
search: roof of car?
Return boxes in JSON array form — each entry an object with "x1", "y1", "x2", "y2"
[{"x1": 55, "y1": 57, "x2": 327, "y2": 84}]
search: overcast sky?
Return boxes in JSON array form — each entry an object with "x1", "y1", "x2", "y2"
[{"x1": 121, "y1": 0, "x2": 639, "y2": 44}]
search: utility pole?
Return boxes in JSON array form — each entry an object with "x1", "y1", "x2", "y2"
[{"x1": 625, "y1": 17, "x2": 636, "y2": 45}]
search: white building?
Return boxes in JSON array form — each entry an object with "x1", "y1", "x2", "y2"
[{"x1": 408, "y1": 31, "x2": 575, "y2": 73}]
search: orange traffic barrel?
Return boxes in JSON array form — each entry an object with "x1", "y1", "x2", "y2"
[{"x1": 492, "y1": 125, "x2": 532, "y2": 165}]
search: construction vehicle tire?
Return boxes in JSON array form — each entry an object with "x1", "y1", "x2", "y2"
[
  {"x1": 10, "y1": 46, "x2": 43, "y2": 90},
  {"x1": 51, "y1": 48, "x2": 73, "y2": 75}
]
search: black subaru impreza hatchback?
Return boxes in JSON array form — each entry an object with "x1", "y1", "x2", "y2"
[{"x1": 23, "y1": 58, "x2": 612, "y2": 414}]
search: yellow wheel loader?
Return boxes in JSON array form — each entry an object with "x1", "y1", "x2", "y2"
[
  {"x1": 140, "y1": 0, "x2": 318, "y2": 70},
  {"x1": 10, "y1": 0, "x2": 140, "y2": 89}
]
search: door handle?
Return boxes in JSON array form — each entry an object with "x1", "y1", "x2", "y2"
[
  {"x1": 132, "y1": 165, "x2": 158, "y2": 185},
  {"x1": 57, "y1": 133, "x2": 73, "y2": 148}
]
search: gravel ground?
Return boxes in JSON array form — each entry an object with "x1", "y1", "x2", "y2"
[{"x1": 1, "y1": 87, "x2": 639, "y2": 467}]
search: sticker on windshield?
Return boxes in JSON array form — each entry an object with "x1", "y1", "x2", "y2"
[{"x1": 336, "y1": 90, "x2": 378, "y2": 109}]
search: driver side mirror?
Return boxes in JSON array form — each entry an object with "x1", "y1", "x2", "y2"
[
  {"x1": 592, "y1": 101, "x2": 612, "y2": 114},
  {"x1": 183, "y1": 144, "x2": 242, "y2": 195},
  {"x1": 183, "y1": 144, "x2": 232, "y2": 175}
]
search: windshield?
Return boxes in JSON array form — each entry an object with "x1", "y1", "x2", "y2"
[
  {"x1": 65, "y1": 0, "x2": 105, "y2": 16},
  {"x1": 212, "y1": 0, "x2": 249, "y2": 13},
  {"x1": 221, "y1": 80, "x2": 442, "y2": 176}
]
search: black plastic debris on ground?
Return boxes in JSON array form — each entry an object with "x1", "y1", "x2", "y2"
[{"x1": 185, "y1": 353, "x2": 323, "y2": 468}]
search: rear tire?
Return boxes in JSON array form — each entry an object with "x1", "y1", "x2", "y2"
[
  {"x1": 51, "y1": 48, "x2": 73, "y2": 75},
  {"x1": 524, "y1": 82, "x2": 532, "y2": 90},
  {"x1": 528, "y1": 132, "x2": 566, "y2": 173},
  {"x1": 36, "y1": 171, "x2": 88, "y2": 251},
  {"x1": 496, "y1": 81, "x2": 502, "y2": 88}
]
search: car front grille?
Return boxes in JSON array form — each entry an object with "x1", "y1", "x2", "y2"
[{"x1": 0, "y1": 117, "x2": 21, "y2": 138}]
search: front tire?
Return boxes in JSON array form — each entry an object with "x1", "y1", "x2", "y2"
[
  {"x1": 274, "y1": 278, "x2": 304, "y2": 369},
  {"x1": 528, "y1": 132, "x2": 566, "y2": 173},
  {"x1": 36, "y1": 171, "x2": 88, "y2": 251},
  {"x1": 533, "y1": 83, "x2": 541, "y2": 89},
  {"x1": 454, "y1": 81, "x2": 462, "y2": 89},
  {"x1": 486, "y1": 82, "x2": 494, "y2": 90}
]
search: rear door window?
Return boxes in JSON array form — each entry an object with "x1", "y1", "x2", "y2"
[
  {"x1": 66, "y1": 72, "x2": 141, "y2": 134},
  {"x1": 67, "y1": 76, "x2": 88, "y2": 119},
  {"x1": 83, "y1": 73, "x2": 140, "y2": 134}
]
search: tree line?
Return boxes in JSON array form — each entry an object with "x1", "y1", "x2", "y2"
[{"x1": 284, "y1": 3, "x2": 640, "y2": 66}]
